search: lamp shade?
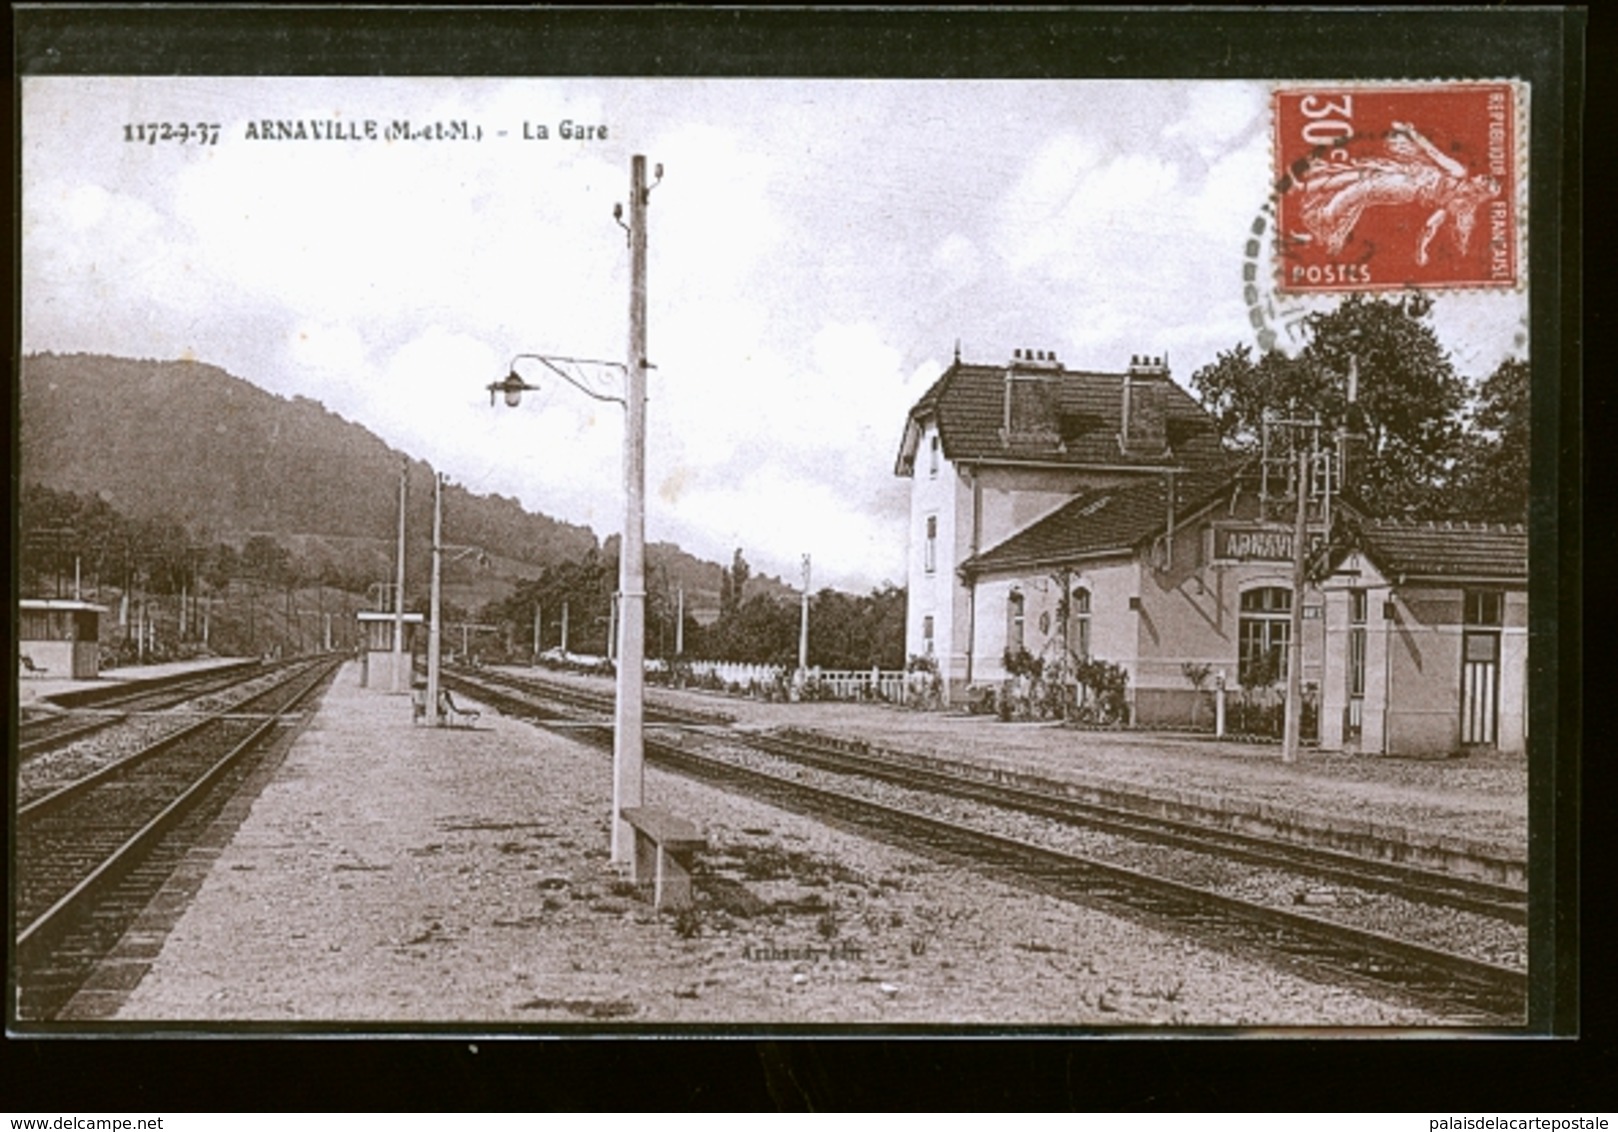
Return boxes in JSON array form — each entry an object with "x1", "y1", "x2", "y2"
[{"x1": 488, "y1": 371, "x2": 534, "y2": 408}]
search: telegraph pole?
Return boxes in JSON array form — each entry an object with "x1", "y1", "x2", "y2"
[
  {"x1": 798, "y1": 553, "x2": 811, "y2": 679},
  {"x1": 1281, "y1": 446, "x2": 1309, "y2": 764},
  {"x1": 427, "y1": 472, "x2": 445, "y2": 725},
  {"x1": 611, "y1": 153, "x2": 651, "y2": 867},
  {"x1": 392, "y1": 459, "x2": 408, "y2": 693}
]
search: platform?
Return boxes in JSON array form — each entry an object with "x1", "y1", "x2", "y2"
[{"x1": 18, "y1": 655, "x2": 258, "y2": 707}]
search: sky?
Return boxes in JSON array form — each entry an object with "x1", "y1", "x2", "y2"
[{"x1": 20, "y1": 78, "x2": 1530, "y2": 593}]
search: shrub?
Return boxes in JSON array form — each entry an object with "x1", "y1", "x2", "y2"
[
  {"x1": 965, "y1": 684, "x2": 999, "y2": 715},
  {"x1": 1073, "y1": 657, "x2": 1129, "y2": 725},
  {"x1": 1003, "y1": 647, "x2": 1043, "y2": 679},
  {"x1": 903, "y1": 653, "x2": 944, "y2": 711}
]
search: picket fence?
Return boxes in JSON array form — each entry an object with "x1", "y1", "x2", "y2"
[{"x1": 682, "y1": 660, "x2": 912, "y2": 704}]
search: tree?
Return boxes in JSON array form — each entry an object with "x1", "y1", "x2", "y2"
[
  {"x1": 805, "y1": 583, "x2": 909, "y2": 670},
  {"x1": 719, "y1": 548, "x2": 751, "y2": 618},
  {"x1": 1450, "y1": 357, "x2": 1530, "y2": 522},
  {"x1": 1190, "y1": 293, "x2": 1468, "y2": 516},
  {"x1": 241, "y1": 534, "x2": 292, "y2": 588}
]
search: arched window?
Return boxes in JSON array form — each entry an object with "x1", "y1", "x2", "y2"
[
  {"x1": 1238, "y1": 586, "x2": 1291, "y2": 686},
  {"x1": 1068, "y1": 586, "x2": 1092, "y2": 661},
  {"x1": 1007, "y1": 589, "x2": 1025, "y2": 655}
]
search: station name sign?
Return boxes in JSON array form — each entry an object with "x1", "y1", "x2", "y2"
[{"x1": 1211, "y1": 523, "x2": 1300, "y2": 563}]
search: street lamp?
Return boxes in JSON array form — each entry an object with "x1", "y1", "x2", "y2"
[{"x1": 488, "y1": 153, "x2": 656, "y2": 868}]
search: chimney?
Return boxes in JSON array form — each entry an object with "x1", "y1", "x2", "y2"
[
  {"x1": 1002, "y1": 348, "x2": 1061, "y2": 444},
  {"x1": 1121, "y1": 354, "x2": 1169, "y2": 455}
]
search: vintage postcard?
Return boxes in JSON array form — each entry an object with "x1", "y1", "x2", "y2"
[{"x1": 12, "y1": 10, "x2": 1577, "y2": 1042}]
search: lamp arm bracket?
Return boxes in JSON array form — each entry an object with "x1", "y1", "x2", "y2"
[{"x1": 510, "y1": 353, "x2": 629, "y2": 406}]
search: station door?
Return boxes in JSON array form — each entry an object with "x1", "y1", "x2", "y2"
[{"x1": 1460, "y1": 630, "x2": 1500, "y2": 747}]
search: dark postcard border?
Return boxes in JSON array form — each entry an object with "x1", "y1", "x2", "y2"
[
  {"x1": 8, "y1": 3, "x2": 1591, "y2": 1112},
  {"x1": 12, "y1": 7, "x2": 1577, "y2": 82}
]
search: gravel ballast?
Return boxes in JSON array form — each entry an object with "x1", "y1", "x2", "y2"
[{"x1": 98, "y1": 662, "x2": 1476, "y2": 1028}]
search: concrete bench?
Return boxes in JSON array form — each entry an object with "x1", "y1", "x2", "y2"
[{"x1": 621, "y1": 807, "x2": 707, "y2": 911}]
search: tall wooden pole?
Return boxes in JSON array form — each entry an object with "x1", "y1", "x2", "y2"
[
  {"x1": 1281, "y1": 447, "x2": 1308, "y2": 764},
  {"x1": 392, "y1": 459, "x2": 409, "y2": 693},
  {"x1": 612, "y1": 154, "x2": 650, "y2": 866},
  {"x1": 798, "y1": 553, "x2": 811, "y2": 677},
  {"x1": 427, "y1": 473, "x2": 445, "y2": 724}
]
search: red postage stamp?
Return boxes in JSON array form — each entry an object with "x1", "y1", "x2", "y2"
[{"x1": 1274, "y1": 82, "x2": 1521, "y2": 293}]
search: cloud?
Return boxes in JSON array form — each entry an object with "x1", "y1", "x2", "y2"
[{"x1": 1162, "y1": 83, "x2": 1267, "y2": 150}]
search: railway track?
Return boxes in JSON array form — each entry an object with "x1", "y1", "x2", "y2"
[
  {"x1": 18, "y1": 660, "x2": 268, "y2": 759},
  {"x1": 747, "y1": 729, "x2": 1527, "y2": 923},
  {"x1": 447, "y1": 666, "x2": 1527, "y2": 1024},
  {"x1": 459, "y1": 665, "x2": 732, "y2": 727},
  {"x1": 14, "y1": 655, "x2": 341, "y2": 1022}
]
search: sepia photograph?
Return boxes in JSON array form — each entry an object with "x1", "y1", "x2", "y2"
[{"x1": 11, "y1": 9, "x2": 1578, "y2": 1046}]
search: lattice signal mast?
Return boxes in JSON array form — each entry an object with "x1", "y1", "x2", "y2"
[{"x1": 1257, "y1": 357, "x2": 1361, "y2": 764}]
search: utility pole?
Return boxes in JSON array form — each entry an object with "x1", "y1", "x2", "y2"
[
  {"x1": 427, "y1": 472, "x2": 445, "y2": 725},
  {"x1": 392, "y1": 459, "x2": 409, "y2": 693},
  {"x1": 1281, "y1": 446, "x2": 1308, "y2": 764},
  {"x1": 612, "y1": 153, "x2": 651, "y2": 867},
  {"x1": 676, "y1": 585, "x2": 684, "y2": 657},
  {"x1": 534, "y1": 603, "x2": 542, "y2": 661},
  {"x1": 561, "y1": 601, "x2": 570, "y2": 654},
  {"x1": 798, "y1": 553, "x2": 811, "y2": 679}
]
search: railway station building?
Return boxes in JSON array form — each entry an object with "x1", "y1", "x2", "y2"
[{"x1": 895, "y1": 348, "x2": 1527, "y2": 756}]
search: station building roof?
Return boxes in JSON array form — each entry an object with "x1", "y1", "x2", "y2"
[
  {"x1": 896, "y1": 355, "x2": 1229, "y2": 475},
  {"x1": 1356, "y1": 520, "x2": 1528, "y2": 585},
  {"x1": 963, "y1": 478, "x2": 1529, "y2": 587},
  {"x1": 962, "y1": 466, "x2": 1241, "y2": 578}
]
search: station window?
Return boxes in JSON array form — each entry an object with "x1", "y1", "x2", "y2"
[
  {"x1": 1007, "y1": 589, "x2": 1025, "y2": 655},
  {"x1": 924, "y1": 515, "x2": 938, "y2": 573},
  {"x1": 1237, "y1": 586, "x2": 1291, "y2": 686},
  {"x1": 1463, "y1": 589, "x2": 1503, "y2": 627},
  {"x1": 922, "y1": 614, "x2": 935, "y2": 655},
  {"x1": 929, "y1": 434, "x2": 941, "y2": 478},
  {"x1": 1068, "y1": 586, "x2": 1092, "y2": 661}
]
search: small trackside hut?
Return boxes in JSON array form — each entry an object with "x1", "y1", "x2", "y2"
[
  {"x1": 355, "y1": 610, "x2": 425, "y2": 690},
  {"x1": 19, "y1": 599, "x2": 106, "y2": 679}
]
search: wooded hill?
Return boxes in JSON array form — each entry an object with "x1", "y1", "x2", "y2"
[{"x1": 17, "y1": 353, "x2": 789, "y2": 613}]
